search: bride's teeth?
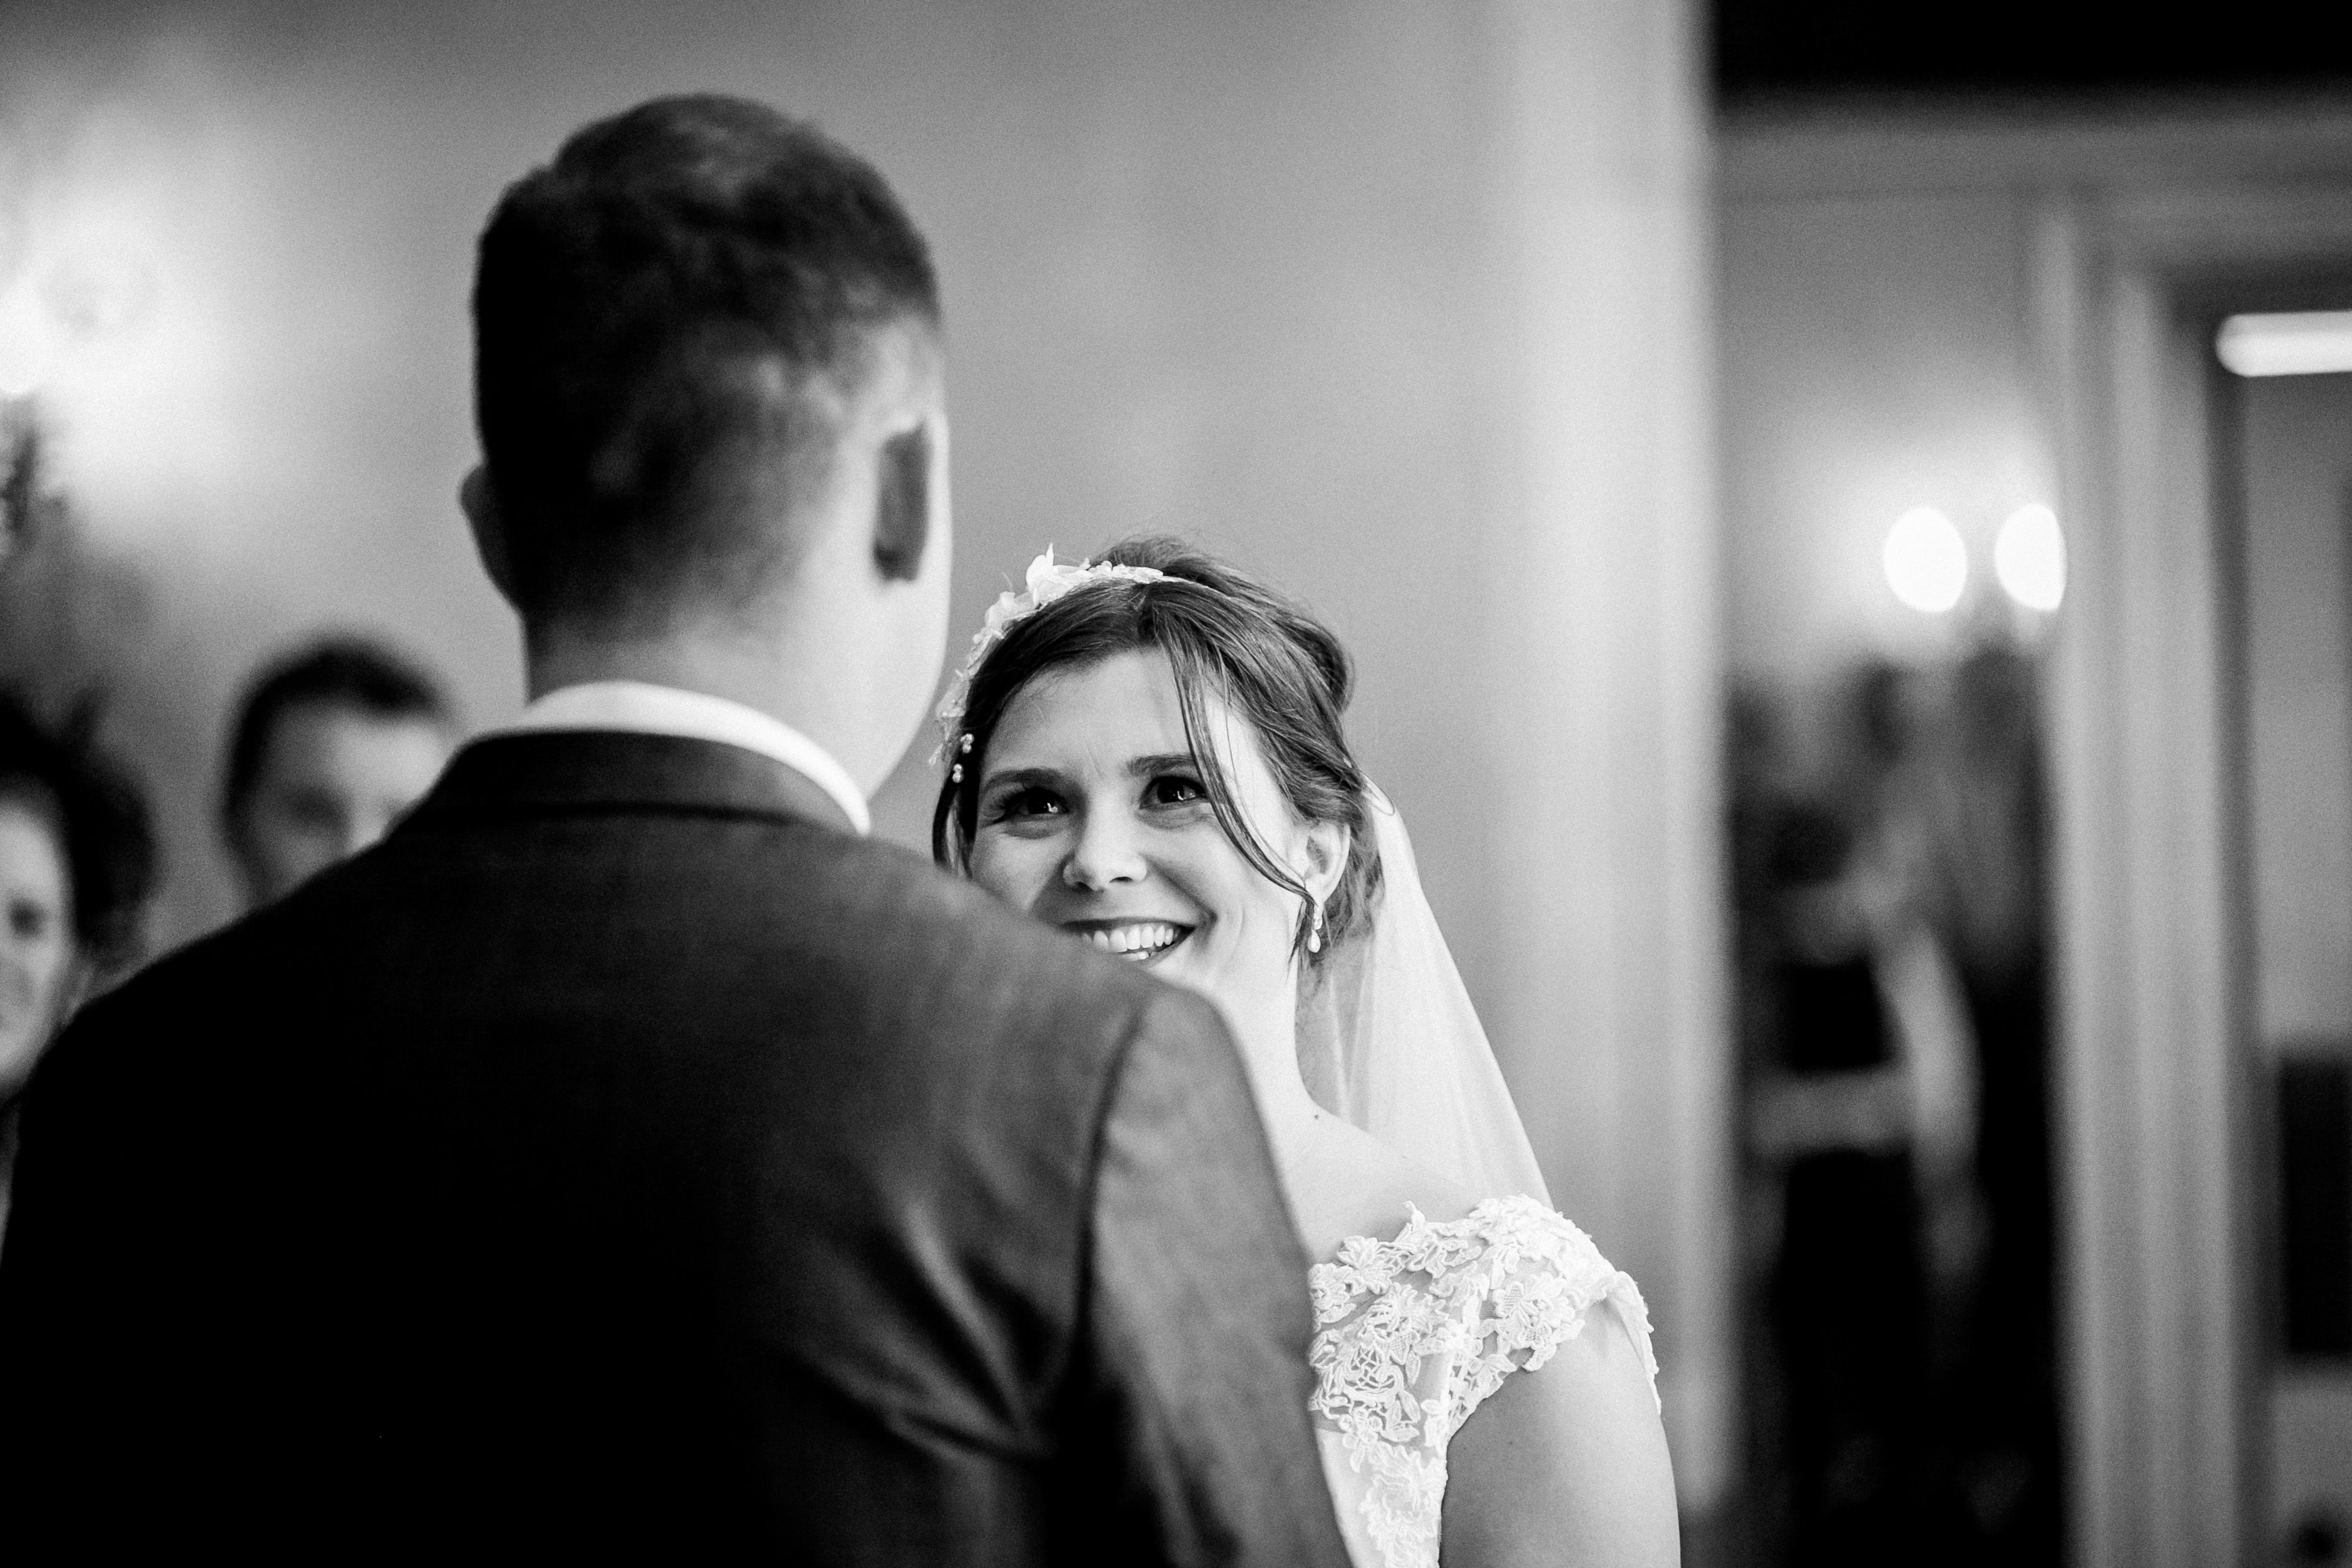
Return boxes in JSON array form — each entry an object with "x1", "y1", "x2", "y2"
[{"x1": 1077, "y1": 922, "x2": 1181, "y2": 957}]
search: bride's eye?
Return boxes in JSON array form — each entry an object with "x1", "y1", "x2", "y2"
[
  {"x1": 986, "y1": 786, "x2": 1066, "y2": 825},
  {"x1": 1142, "y1": 774, "x2": 1208, "y2": 810}
]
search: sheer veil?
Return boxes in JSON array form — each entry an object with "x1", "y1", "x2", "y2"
[{"x1": 1295, "y1": 786, "x2": 1553, "y2": 1207}]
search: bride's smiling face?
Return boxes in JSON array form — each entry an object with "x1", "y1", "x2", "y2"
[{"x1": 967, "y1": 648, "x2": 1337, "y2": 1025}]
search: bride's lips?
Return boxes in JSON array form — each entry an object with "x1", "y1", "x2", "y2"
[{"x1": 1061, "y1": 917, "x2": 1194, "y2": 965}]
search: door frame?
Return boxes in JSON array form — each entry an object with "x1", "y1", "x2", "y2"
[{"x1": 2033, "y1": 180, "x2": 2352, "y2": 1568}]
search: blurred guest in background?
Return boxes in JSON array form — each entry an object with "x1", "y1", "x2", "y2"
[
  {"x1": 1747, "y1": 800, "x2": 1936, "y2": 1564},
  {"x1": 1736, "y1": 641, "x2": 2060, "y2": 1567},
  {"x1": 0, "y1": 692, "x2": 153, "y2": 1238},
  {"x1": 1889, "y1": 643, "x2": 2061, "y2": 1562},
  {"x1": 219, "y1": 636, "x2": 457, "y2": 907}
]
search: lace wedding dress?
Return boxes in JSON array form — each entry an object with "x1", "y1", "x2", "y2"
[
  {"x1": 1307, "y1": 1196, "x2": 1660, "y2": 1568},
  {"x1": 1287, "y1": 796, "x2": 1663, "y2": 1566}
]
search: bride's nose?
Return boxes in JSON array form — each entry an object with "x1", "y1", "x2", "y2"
[{"x1": 1061, "y1": 810, "x2": 1147, "y2": 891}]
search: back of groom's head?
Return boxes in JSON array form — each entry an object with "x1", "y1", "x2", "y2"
[{"x1": 472, "y1": 95, "x2": 939, "y2": 631}]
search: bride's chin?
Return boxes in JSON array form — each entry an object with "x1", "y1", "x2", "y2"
[{"x1": 1145, "y1": 947, "x2": 1214, "y2": 996}]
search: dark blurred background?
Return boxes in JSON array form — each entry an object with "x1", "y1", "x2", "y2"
[
  {"x1": 1712, "y1": 9, "x2": 2352, "y2": 1565},
  {"x1": 1718, "y1": 0, "x2": 2352, "y2": 100}
]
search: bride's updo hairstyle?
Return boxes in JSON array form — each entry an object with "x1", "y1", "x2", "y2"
[{"x1": 934, "y1": 537, "x2": 1382, "y2": 963}]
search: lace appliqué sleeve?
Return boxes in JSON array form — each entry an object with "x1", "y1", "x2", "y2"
[
  {"x1": 1306, "y1": 1195, "x2": 1660, "y2": 1568},
  {"x1": 1442, "y1": 1195, "x2": 1662, "y2": 1430}
]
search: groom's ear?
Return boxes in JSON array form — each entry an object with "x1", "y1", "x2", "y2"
[
  {"x1": 871, "y1": 422, "x2": 931, "y2": 583},
  {"x1": 459, "y1": 465, "x2": 521, "y2": 607}
]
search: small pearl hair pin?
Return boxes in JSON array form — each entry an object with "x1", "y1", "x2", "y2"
[{"x1": 931, "y1": 547, "x2": 1168, "y2": 768}]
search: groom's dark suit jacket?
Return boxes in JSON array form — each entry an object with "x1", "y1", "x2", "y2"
[{"x1": 0, "y1": 732, "x2": 1348, "y2": 1565}]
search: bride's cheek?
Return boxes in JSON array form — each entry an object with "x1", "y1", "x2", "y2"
[
  {"x1": 977, "y1": 839, "x2": 1052, "y2": 911},
  {"x1": 965, "y1": 837, "x2": 1013, "y2": 901}
]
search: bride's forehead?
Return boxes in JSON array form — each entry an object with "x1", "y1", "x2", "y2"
[{"x1": 995, "y1": 649, "x2": 1189, "y2": 745}]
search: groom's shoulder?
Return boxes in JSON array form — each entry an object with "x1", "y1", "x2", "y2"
[
  {"x1": 596, "y1": 823, "x2": 1231, "y2": 1125},
  {"x1": 776, "y1": 830, "x2": 1203, "y2": 1049},
  {"x1": 24, "y1": 896, "x2": 307, "y2": 1120},
  {"x1": 50, "y1": 817, "x2": 1211, "y2": 1098}
]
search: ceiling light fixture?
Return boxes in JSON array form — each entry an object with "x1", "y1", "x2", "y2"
[{"x1": 2216, "y1": 310, "x2": 2352, "y2": 378}]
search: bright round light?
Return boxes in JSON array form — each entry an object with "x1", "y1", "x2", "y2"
[
  {"x1": 1883, "y1": 506, "x2": 1968, "y2": 614},
  {"x1": 1995, "y1": 503, "x2": 2066, "y2": 612}
]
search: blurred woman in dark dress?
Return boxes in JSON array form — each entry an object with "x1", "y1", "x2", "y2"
[
  {"x1": 1900, "y1": 646, "x2": 2062, "y2": 1563},
  {"x1": 0, "y1": 693, "x2": 154, "y2": 1240},
  {"x1": 1749, "y1": 802, "x2": 1934, "y2": 1564}
]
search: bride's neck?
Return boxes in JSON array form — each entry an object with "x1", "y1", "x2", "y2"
[
  {"x1": 1220, "y1": 979, "x2": 1450, "y2": 1261},
  {"x1": 1219, "y1": 985, "x2": 1331, "y2": 1166}
]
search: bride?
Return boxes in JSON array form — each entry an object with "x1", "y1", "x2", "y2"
[{"x1": 932, "y1": 539, "x2": 1678, "y2": 1567}]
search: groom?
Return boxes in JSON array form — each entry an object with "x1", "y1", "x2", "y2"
[{"x1": 0, "y1": 96, "x2": 1347, "y2": 1564}]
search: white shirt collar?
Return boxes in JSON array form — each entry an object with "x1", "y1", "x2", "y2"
[{"x1": 495, "y1": 680, "x2": 871, "y2": 835}]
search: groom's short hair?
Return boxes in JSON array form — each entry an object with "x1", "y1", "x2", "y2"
[{"x1": 473, "y1": 95, "x2": 938, "y2": 624}]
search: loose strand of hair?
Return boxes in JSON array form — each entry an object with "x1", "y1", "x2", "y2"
[{"x1": 1168, "y1": 639, "x2": 1316, "y2": 958}]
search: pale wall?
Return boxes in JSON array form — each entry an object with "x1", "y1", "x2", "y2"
[
  {"x1": 2243, "y1": 371, "x2": 2352, "y2": 1049},
  {"x1": 0, "y1": 0, "x2": 1491, "y2": 960},
  {"x1": 1719, "y1": 181, "x2": 2053, "y2": 703}
]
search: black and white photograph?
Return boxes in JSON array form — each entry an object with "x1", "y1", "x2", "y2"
[{"x1": 1, "y1": 3, "x2": 2350, "y2": 1564}]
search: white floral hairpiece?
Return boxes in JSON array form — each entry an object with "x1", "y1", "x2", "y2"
[{"x1": 932, "y1": 547, "x2": 1168, "y2": 769}]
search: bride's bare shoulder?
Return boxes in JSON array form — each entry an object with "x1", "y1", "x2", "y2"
[
  {"x1": 1292, "y1": 1110, "x2": 1477, "y2": 1261},
  {"x1": 1440, "y1": 1297, "x2": 1680, "y2": 1568}
]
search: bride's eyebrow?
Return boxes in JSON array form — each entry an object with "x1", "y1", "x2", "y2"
[
  {"x1": 979, "y1": 764, "x2": 1064, "y2": 792},
  {"x1": 1124, "y1": 752, "x2": 1199, "y2": 779}
]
